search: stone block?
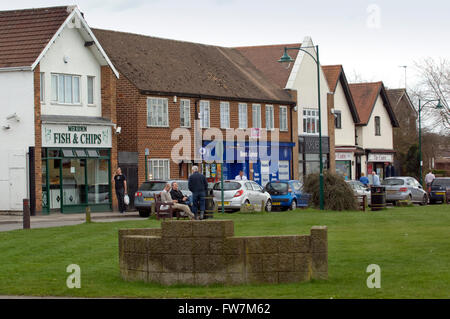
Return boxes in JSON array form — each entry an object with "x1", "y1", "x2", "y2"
[
  {"x1": 192, "y1": 239, "x2": 210, "y2": 255},
  {"x1": 278, "y1": 271, "x2": 309, "y2": 283},
  {"x1": 124, "y1": 253, "x2": 148, "y2": 271},
  {"x1": 195, "y1": 273, "x2": 227, "y2": 285},
  {"x1": 124, "y1": 236, "x2": 148, "y2": 254},
  {"x1": 246, "y1": 254, "x2": 263, "y2": 273},
  {"x1": 262, "y1": 254, "x2": 279, "y2": 272},
  {"x1": 278, "y1": 253, "x2": 295, "y2": 272},
  {"x1": 160, "y1": 273, "x2": 179, "y2": 286},
  {"x1": 162, "y1": 221, "x2": 193, "y2": 238},
  {"x1": 162, "y1": 237, "x2": 179, "y2": 253},
  {"x1": 225, "y1": 273, "x2": 246, "y2": 285},
  {"x1": 311, "y1": 272, "x2": 328, "y2": 280},
  {"x1": 310, "y1": 226, "x2": 328, "y2": 253},
  {"x1": 192, "y1": 220, "x2": 234, "y2": 238},
  {"x1": 162, "y1": 254, "x2": 194, "y2": 273},
  {"x1": 247, "y1": 272, "x2": 278, "y2": 284},
  {"x1": 245, "y1": 237, "x2": 278, "y2": 254},
  {"x1": 178, "y1": 273, "x2": 195, "y2": 285},
  {"x1": 294, "y1": 253, "x2": 312, "y2": 273},
  {"x1": 312, "y1": 253, "x2": 328, "y2": 274},
  {"x1": 148, "y1": 272, "x2": 162, "y2": 284},
  {"x1": 225, "y1": 254, "x2": 245, "y2": 273},
  {"x1": 148, "y1": 237, "x2": 164, "y2": 254},
  {"x1": 278, "y1": 235, "x2": 310, "y2": 253},
  {"x1": 194, "y1": 255, "x2": 226, "y2": 273},
  {"x1": 148, "y1": 254, "x2": 163, "y2": 272},
  {"x1": 122, "y1": 269, "x2": 147, "y2": 282}
]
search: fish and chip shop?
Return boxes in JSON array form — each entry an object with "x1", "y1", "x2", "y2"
[
  {"x1": 201, "y1": 140, "x2": 294, "y2": 185},
  {"x1": 40, "y1": 119, "x2": 114, "y2": 213}
]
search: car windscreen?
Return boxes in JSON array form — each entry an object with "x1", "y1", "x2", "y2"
[
  {"x1": 266, "y1": 182, "x2": 289, "y2": 192},
  {"x1": 171, "y1": 181, "x2": 189, "y2": 191},
  {"x1": 432, "y1": 179, "x2": 450, "y2": 187},
  {"x1": 139, "y1": 181, "x2": 166, "y2": 191},
  {"x1": 213, "y1": 182, "x2": 241, "y2": 191},
  {"x1": 381, "y1": 179, "x2": 404, "y2": 186}
]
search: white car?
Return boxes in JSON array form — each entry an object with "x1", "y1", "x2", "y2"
[
  {"x1": 346, "y1": 180, "x2": 371, "y2": 205},
  {"x1": 212, "y1": 180, "x2": 272, "y2": 212}
]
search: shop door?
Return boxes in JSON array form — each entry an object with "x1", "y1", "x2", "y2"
[
  {"x1": 120, "y1": 164, "x2": 138, "y2": 209},
  {"x1": 9, "y1": 168, "x2": 26, "y2": 210}
]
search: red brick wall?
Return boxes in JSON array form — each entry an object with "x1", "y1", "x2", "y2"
[{"x1": 33, "y1": 65, "x2": 43, "y2": 213}]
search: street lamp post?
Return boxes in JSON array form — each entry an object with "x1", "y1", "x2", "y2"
[
  {"x1": 418, "y1": 98, "x2": 443, "y2": 185},
  {"x1": 278, "y1": 45, "x2": 325, "y2": 210}
]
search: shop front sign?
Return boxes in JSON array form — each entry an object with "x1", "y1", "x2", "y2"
[
  {"x1": 368, "y1": 153, "x2": 393, "y2": 163},
  {"x1": 335, "y1": 152, "x2": 353, "y2": 161},
  {"x1": 42, "y1": 124, "x2": 112, "y2": 148}
]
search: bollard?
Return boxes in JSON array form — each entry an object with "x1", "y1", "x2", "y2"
[
  {"x1": 86, "y1": 206, "x2": 91, "y2": 223},
  {"x1": 23, "y1": 198, "x2": 30, "y2": 229}
]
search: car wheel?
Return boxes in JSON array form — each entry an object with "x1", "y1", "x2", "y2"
[
  {"x1": 290, "y1": 199, "x2": 297, "y2": 211},
  {"x1": 265, "y1": 199, "x2": 272, "y2": 212},
  {"x1": 138, "y1": 210, "x2": 150, "y2": 218},
  {"x1": 419, "y1": 194, "x2": 428, "y2": 206}
]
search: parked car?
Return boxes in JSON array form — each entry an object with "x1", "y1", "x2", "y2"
[
  {"x1": 428, "y1": 177, "x2": 450, "y2": 204},
  {"x1": 212, "y1": 180, "x2": 272, "y2": 212},
  {"x1": 265, "y1": 180, "x2": 310, "y2": 211},
  {"x1": 134, "y1": 180, "x2": 191, "y2": 217},
  {"x1": 346, "y1": 180, "x2": 371, "y2": 205},
  {"x1": 381, "y1": 177, "x2": 428, "y2": 206}
]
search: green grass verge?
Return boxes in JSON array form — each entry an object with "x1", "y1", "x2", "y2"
[{"x1": 0, "y1": 205, "x2": 449, "y2": 298}]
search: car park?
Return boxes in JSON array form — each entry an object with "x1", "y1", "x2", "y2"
[
  {"x1": 134, "y1": 180, "x2": 192, "y2": 217},
  {"x1": 428, "y1": 177, "x2": 450, "y2": 204},
  {"x1": 346, "y1": 180, "x2": 371, "y2": 205},
  {"x1": 381, "y1": 177, "x2": 428, "y2": 206},
  {"x1": 265, "y1": 180, "x2": 310, "y2": 211},
  {"x1": 212, "y1": 180, "x2": 272, "y2": 212}
]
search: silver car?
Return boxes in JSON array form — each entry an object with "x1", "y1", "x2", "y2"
[
  {"x1": 381, "y1": 177, "x2": 428, "y2": 206},
  {"x1": 212, "y1": 180, "x2": 272, "y2": 212},
  {"x1": 134, "y1": 180, "x2": 191, "y2": 217},
  {"x1": 346, "y1": 180, "x2": 371, "y2": 205}
]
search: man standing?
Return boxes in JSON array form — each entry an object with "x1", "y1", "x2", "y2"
[
  {"x1": 112, "y1": 168, "x2": 127, "y2": 214},
  {"x1": 359, "y1": 172, "x2": 369, "y2": 188},
  {"x1": 425, "y1": 170, "x2": 435, "y2": 191},
  {"x1": 160, "y1": 183, "x2": 195, "y2": 220},
  {"x1": 371, "y1": 171, "x2": 381, "y2": 186},
  {"x1": 188, "y1": 166, "x2": 208, "y2": 220},
  {"x1": 235, "y1": 170, "x2": 247, "y2": 181}
]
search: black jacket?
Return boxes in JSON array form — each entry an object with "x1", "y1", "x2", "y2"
[
  {"x1": 188, "y1": 172, "x2": 208, "y2": 193},
  {"x1": 170, "y1": 189, "x2": 187, "y2": 204}
]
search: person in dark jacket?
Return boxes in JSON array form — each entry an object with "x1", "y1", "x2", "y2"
[
  {"x1": 188, "y1": 166, "x2": 208, "y2": 220},
  {"x1": 170, "y1": 181, "x2": 190, "y2": 206}
]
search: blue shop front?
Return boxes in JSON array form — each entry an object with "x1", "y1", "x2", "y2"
[{"x1": 201, "y1": 140, "x2": 294, "y2": 186}]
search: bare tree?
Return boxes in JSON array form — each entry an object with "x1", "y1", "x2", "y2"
[
  {"x1": 347, "y1": 69, "x2": 377, "y2": 83},
  {"x1": 410, "y1": 57, "x2": 450, "y2": 135}
]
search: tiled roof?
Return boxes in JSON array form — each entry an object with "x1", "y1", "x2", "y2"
[
  {"x1": 0, "y1": 6, "x2": 72, "y2": 68},
  {"x1": 386, "y1": 88, "x2": 404, "y2": 106},
  {"x1": 235, "y1": 43, "x2": 301, "y2": 89},
  {"x1": 322, "y1": 65, "x2": 342, "y2": 93},
  {"x1": 349, "y1": 82, "x2": 399, "y2": 127},
  {"x1": 93, "y1": 29, "x2": 295, "y2": 103}
]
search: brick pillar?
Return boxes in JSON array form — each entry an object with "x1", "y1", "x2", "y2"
[
  {"x1": 327, "y1": 93, "x2": 335, "y2": 172},
  {"x1": 101, "y1": 66, "x2": 118, "y2": 211},
  {"x1": 33, "y1": 65, "x2": 43, "y2": 213},
  {"x1": 288, "y1": 89, "x2": 299, "y2": 180}
]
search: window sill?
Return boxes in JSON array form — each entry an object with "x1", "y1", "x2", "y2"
[
  {"x1": 50, "y1": 102, "x2": 82, "y2": 107},
  {"x1": 87, "y1": 104, "x2": 96, "y2": 107},
  {"x1": 147, "y1": 125, "x2": 170, "y2": 128}
]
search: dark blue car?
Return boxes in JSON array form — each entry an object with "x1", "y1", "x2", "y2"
[
  {"x1": 265, "y1": 180, "x2": 310, "y2": 211},
  {"x1": 428, "y1": 177, "x2": 450, "y2": 204}
]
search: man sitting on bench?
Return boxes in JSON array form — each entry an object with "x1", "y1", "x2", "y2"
[
  {"x1": 170, "y1": 182, "x2": 192, "y2": 207},
  {"x1": 160, "y1": 183, "x2": 195, "y2": 220}
]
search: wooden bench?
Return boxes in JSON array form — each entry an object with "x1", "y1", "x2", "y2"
[{"x1": 355, "y1": 195, "x2": 367, "y2": 211}]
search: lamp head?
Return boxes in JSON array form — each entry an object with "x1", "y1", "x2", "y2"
[
  {"x1": 277, "y1": 48, "x2": 295, "y2": 64},
  {"x1": 436, "y1": 99, "x2": 444, "y2": 109}
]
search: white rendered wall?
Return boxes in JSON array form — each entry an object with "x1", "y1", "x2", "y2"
[
  {"x1": 0, "y1": 71, "x2": 34, "y2": 210},
  {"x1": 40, "y1": 25, "x2": 102, "y2": 117},
  {"x1": 361, "y1": 95, "x2": 393, "y2": 150},
  {"x1": 334, "y1": 80, "x2": 355, "y2": 146}
]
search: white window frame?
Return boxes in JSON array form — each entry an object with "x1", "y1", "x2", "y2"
[
  {"x1": 180, "y1": 99, "x2": 191, "y2": 127},
  {"x1": 220, "y1": 101, "x2": 230, "y2": 129},
  {"x1": 303, "y1": 108, "x2": 319, "y2": 134},
  {"x1": 148, "y1": 159, "x2": 170, "y2": 180},
  {"x1": 50, "y1": 73, "x2": 81, "y2": 105},
  {"x1": 265, "y1": 104, "x2": 274, "y2": 130},
  {"x1": 40, "y1": 72, "x2": 44, "y2": 103},
  {"x1": 200, "y1": 100, "x2": 210, "y2": 128},
  {"x1": 238, "y1": 103, "x2": 248, "y2": 129},
  {"x1": 147, "y1": 97, "x2": 169, "y2": 127},
  {"x1": 280, "y1": 105, "x2": 288, "y2": 132},
  {"x1": 87, "y1": 76, "x2": 95, "y2": 105},
  {"x1": 252, "y1": 104, "x2": 261, "y2": 128}
]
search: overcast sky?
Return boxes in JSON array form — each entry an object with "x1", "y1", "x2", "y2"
[{"x1": 2, "y1": 0, "x2": 449, "y2": 90}]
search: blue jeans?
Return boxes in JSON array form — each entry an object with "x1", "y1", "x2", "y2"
[{"x1": 192, "y1": 191, "x2": 206, "y2": 217}]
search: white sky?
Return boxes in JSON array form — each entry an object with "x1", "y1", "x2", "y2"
[{"x1": 2, "y1": 0, "x2": 449, "y2": 90}]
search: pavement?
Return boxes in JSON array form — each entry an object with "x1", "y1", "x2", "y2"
[{"x1": 0, "y1": 210, "x2": 143, "y2": 232}]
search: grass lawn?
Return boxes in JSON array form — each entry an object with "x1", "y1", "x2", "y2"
[{"x1": 0, "y1": 205, "x2": 449, "y2": 298}]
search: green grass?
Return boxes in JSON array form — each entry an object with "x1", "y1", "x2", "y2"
[{"x1": 0, "y1": 205, "x2": 449, "y2": 298}]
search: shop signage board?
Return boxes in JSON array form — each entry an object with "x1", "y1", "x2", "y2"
[
  {"x1": 278, "y1": 160, "x2": 290, "y2": 180},
  {"x1": 335, "y1": 152, "x2": 353, "y2": 161},
  {"x1": 368, "y1": 153, "x2": 393, "y2": 163},
  {"x1": 42, "y1": 124, "x2": 112, "y2": 148}
]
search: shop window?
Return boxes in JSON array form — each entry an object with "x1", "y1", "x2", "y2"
[
  {"x1": 180, "y1": 99, "x2": 190, "y2": 127},
  {"x1": 62, "y1": 149, "x2": 75, "y2": 157},
  {"x1": 220, "y1": 101, "x2": 230, "y2": 129},
  {"x1": 375, "y1": 116, "x2": 381, "y2": 136},
  {"x1": 51, "y1": 73, "x2": 81, "y2": 104},
  {"x1": 75, "y1": 149, "x2": 87, "y2": 157},
  {"x1": 279, "y1": 106, "x2": 288, "y2": 131},
  {"x1": 334, "y1": 111, "x2": 342, "y2": 129},
  {"x1": 303, "y1": 109, "x2": 319, "y2": 134},
  {"x1": 238, "y1": 103, "x2": 247, "y2": 129},
  {"x1": 87, "y1": 149, "x2": 99, "y2": 157},
  {"x1": 199, "y1": 100, "x2": 210, "y2": 128},
  {"x1": 147, "y1": 97, "x2": 169, "y2": 127}
]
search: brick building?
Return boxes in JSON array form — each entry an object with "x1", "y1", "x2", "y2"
[
  {"x1": 0, "y1": 6, "x2": 119, "y2": 213},
  {"x1": 93, "y1": 29, "x2": 298, "y2": 206}
]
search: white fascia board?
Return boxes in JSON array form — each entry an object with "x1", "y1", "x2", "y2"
[
  {"x1": 31, "y1": 7, "x2": 119, "y2": 79},
  {"x1": 0, "y1": 66, "x2": 32, "y2": 72}
]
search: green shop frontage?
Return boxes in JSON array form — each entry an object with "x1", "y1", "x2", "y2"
[{"x1": 41, "y1": 117, "x2": 114, "y2": 214}]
